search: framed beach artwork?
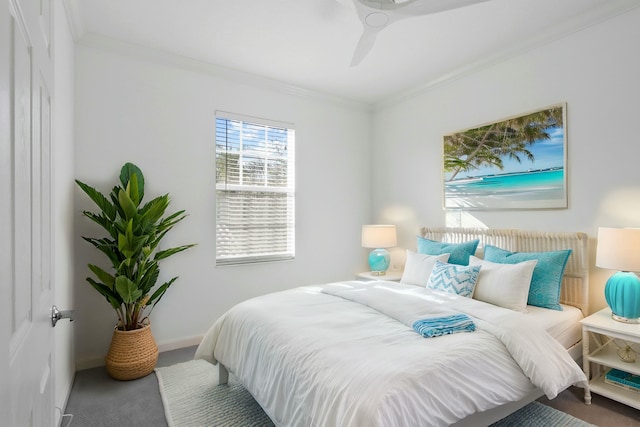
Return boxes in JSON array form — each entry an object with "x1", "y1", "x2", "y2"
[{"x1": 443, "y1": 104, "x2": 567, "y2": 210}]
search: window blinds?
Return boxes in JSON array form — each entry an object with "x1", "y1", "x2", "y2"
[{"x1": 215, "y1": 113, "x2": 295, "y2": 265}]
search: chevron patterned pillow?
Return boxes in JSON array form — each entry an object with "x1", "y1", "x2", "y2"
[{"x1": 427, "y1": 261, "x2": 481, "y2": 297}]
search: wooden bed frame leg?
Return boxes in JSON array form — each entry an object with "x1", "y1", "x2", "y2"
[{"x1": 219, "y1": 363, "x2": 229, "y2": 385}]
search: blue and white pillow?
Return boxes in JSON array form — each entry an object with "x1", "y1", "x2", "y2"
[
  {"x1": 417, "y1": 236, "x2": 480, "y2": 266},
  {"x1": 483, "y1": 245, "x2": 572, "y2": 311},
  {"x1": 427, "y1": 260, "x2": 481, "y2": 298}
]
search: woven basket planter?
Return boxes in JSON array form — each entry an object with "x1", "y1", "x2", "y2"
[{"x1": 105, "y1": 324, "x2": 159, "y2": 381}]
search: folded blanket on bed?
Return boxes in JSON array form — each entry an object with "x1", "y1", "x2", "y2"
[{"x1": 412, "y1": 313, "x2": 475, "y2": 337}]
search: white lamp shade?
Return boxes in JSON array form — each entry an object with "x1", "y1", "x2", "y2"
[
  {"x1": 361, "y1": 225, "x2": 397, "y2": 249},
  {"x1": 596, "y1": 227, "x2": 640, "y2": 272}
]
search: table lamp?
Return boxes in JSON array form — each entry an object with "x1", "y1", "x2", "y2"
[
  {"x1": 361, "y1": 225, "x2": 397, "y2": 275},
  {"x1": 596, "y1": 227, "x2": 640, "y2": 323}
]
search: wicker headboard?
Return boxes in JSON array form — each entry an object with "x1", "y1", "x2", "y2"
[{"x1": 420, "y1": 227, "x2": 589, "y2": 316}]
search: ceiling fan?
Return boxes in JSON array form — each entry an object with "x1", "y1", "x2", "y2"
[{"x1": 348, "y1": 0, "x2": 491, "y2": 66}]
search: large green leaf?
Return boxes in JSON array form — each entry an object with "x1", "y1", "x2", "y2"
[
  {"x1": 156, "y1": 211, "x2": 187, "y2": 233},
  {"x1": 154, "y1": 244, "x2": 196, "y2": 261},
  {"x1": 82, "y1": 237, "x2": 120, "y2": 266},
  {"x1": 148, "y1": 229, "x2": 170, "y2": 253},
  {"x1": 75, "y1": 180, "x2": 116, "y2": 220},
  {"x1": 118, "y1": 188, "x2": 138, "y2": 221},
  {"x1": 117, "y1": 219, "x2": 148, "y2": 260},
  {"x1": 148, "y1": 277, "x2": 177, "y2": 307},
  {"x1": 86, "y1": 277, "x2": 122, "y2": 309},
  {"x1": 128, "y1": 173, "x2": 141, "y2": 207},
  {"x1": 139, "y1": 195, "x2": 170, "y2": 227},
  {"x1": 88, "y1": 264, "x2": 115, "y2": 289},
  {"x1": 120, "y1": 163, "x2": 144, "y2": 202},
  {"x1": 148, "y1": 211, "x2": 189, "y2": 251},
  {"x1": 117, "y1": 226, "x2": 134, "y2": 259},
  {"x1": 137, "y1": 261, "x2": 160, "y2": 294},
  {"x1": 109, "y1": 187, "x2": 125, "y2": 219},
  {"x1": 81, "y1": 211, "x2": 117, "y2": 238},
  {"x1": 115, "y1": 276, "x2": 143, "y2": 304}
]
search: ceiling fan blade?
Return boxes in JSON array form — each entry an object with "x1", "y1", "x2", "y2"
[
  {"x1": 347, "y1": 0, "x2": 490, "y2": 66},
  {"x1": 350, "y1": 28, "x2": 378, "y2": 66}
]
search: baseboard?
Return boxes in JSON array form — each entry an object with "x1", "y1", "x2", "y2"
[
  {"x1": 75, "y1": 335, "x2": 204, "y2": 371},
  {"x1": 56, "y1": 364, "x2": 75, "y2": 427},
  {"x1": 157, "y1": 335, "x2": 203, "y2": 353}
]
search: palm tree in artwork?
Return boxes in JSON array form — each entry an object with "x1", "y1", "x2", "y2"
[{"x1": 444, "y1": 107, "x2": 563, "y2": 182}]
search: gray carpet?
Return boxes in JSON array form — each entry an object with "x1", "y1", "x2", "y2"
[
  {"x1": 63, "y1": 366, "x2": 169, "y2": 427},
  {"x1": 62, "y1": 347, "x2": 194, "y2": 427},
  {"x1": 156, "y1": 359, "x2": 595, "y2": 427}
]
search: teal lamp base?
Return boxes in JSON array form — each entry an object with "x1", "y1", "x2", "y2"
[
  {"x1": 605, "y1": 272, "x2": 640, "y2": 324},
  {"x1": 368, "y1": 248, "x2": 390, "y2": 275}
]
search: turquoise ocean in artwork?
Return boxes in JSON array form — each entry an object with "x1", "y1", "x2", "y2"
[{"x1": 444, "y1": 169, "x2": 565, "y2": 208}]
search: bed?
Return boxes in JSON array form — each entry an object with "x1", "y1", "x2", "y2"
[{"x1": 195, "y1": 227, "x2": 590, "y2": 426}]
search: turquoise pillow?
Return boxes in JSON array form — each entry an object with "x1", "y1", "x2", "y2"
[
  {"x1": 417, "y1": 236, "x2": 479, "y2": 266},
  {"x1": 427, "y1": 261, "x2": 481, "y2": 297},
  {"x1": 483, "y1": 245, "x2": 571, "y2": 311}
]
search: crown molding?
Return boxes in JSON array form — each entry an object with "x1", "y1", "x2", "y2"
[
  {"x1": 77, "y1": 33, "x2": 371, "y2": 112},
  {"x1": 373, "y1": 0, "x2": 640, "y2": 111}
]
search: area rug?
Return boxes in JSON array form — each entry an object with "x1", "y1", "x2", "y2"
[
  {"x1": 156, "y1": 359, "x2": 274, "y2": 426},
  {"x1": 156, "y1": 360, "x2": 595, "y2": 427}
]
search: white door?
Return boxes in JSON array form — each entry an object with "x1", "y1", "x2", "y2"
[{"x1": 1, "y1": 0, "x2": 55, "y2": 425}]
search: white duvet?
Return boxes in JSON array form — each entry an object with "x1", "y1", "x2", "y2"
[{"x1": 195, "y1": 281, "x2": 587, "y2": 427}]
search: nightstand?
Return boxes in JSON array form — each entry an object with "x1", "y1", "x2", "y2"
[
  {"x1": 580, "y1": 307, "x2": 640, "y2": 409},
  {"x1": 357, "y1": 271, "x2": 403, "y2": 282}
]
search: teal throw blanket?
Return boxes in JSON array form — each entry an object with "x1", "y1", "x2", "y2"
[{"x1": 412, "y1": 313, "x2": 476, "y2": 338}]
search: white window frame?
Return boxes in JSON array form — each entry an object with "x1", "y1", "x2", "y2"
[{"x1": 215, "y1": 111, "x2": 295, "y2": 265}]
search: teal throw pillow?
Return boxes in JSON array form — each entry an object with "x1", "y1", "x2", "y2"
[
  {"x1": 483, "y1": 245, "x2": 571, "y2": 311},
  {"x1": 427, "y1": 261, "x2": 481, "y2": 298},
  {"x1": 417, "y1": 236, "x2": 479, "y2": 266}
]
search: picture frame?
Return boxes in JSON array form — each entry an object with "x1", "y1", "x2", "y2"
[{"x1": 443, "y1": 103, "x2": 567, "y2": 210}]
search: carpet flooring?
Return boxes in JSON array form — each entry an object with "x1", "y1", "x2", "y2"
[
  {"x1": 64, "y1": 346, "x2": 640, "y2": 427},
  {"x1": 156, "y1": 359, "x2": 594, "y2": 427}
]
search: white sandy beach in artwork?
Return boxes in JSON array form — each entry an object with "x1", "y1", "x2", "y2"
[
  {"x1": 445, "y1": 190, "x2": 566, "y2": 210},
  {"x1": 444, "y1": 169, "x2": 566, "y2": 210}
]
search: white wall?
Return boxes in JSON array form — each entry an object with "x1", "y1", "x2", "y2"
[
  {"x1": 73, "y1": 42, "x2": 372, "y2": 367},
  {"x1": 371, "y1": 8, "x2": 640, "y2": 313},
  {"x1": 53, "y1": 0, "x2": 76, "y2": 419}
]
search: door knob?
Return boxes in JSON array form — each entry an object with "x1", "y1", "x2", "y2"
[{"x1": 51, "y1": 305, "x2": 75, "y2": 327}]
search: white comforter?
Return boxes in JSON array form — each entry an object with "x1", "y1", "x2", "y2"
[{"x1": 195, "y1": 281, "x2": 587, "y2": 427}]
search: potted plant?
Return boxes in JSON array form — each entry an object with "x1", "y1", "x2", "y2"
[{"x1": 76, "y1": 162, "x2": 195, "y2": 380}]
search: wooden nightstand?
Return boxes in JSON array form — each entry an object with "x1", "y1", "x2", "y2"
[
  {"x1": 580, "y1": 307, "x2": 640, "y2": 409},
  {"x1": 357, "y1": 271, "x2": 403, "y2": 282}
]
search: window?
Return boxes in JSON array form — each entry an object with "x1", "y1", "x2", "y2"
[{"x1": 215, "y1": 112, "x2": 295, "y2": 265}]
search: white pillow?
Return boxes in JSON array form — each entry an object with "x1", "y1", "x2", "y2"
[
  {"x1": 468, "y1": 255, "x2": 537, "y2": 312},
  {"x1": 400, "y1": 250, "x2": 450, "y2": 287}
]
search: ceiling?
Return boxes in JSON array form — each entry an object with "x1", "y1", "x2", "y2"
[{"x1": 69, "y1": 0, "x2": 639, "y2": 106}]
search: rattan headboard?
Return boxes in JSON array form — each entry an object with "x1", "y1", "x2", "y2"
[{"x1": 420, "y1": 227, "x2": 589, "y2": 316}]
